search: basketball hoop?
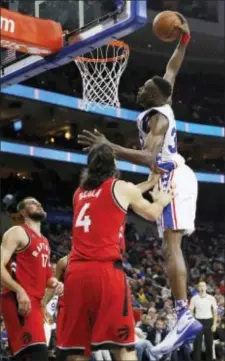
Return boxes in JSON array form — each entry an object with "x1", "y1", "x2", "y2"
[{"x1": 74, "y1": 40, "x2": 130, "y2": 109}]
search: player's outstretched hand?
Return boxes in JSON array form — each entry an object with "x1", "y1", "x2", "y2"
[
  {"x1": 16, "y1": 288, "x2": 31, "y2": 316},
  {"x1": 150, "y1": 183, "x2": 175, "y2": 207},
  {"x1": 78, "y1": 129, "x2": 110, "y2": 152}
]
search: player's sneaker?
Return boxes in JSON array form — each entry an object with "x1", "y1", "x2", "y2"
[{"x1": 151, "y1": 309, "x2": 202, "y2": 357}]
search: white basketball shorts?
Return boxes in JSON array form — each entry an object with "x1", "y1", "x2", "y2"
[{"x1": 158, "y1": 164, "x2": 198, "y2": 235}]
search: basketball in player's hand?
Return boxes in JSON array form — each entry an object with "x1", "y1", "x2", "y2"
[{"x1": 153, "y1": 11, "x2": 182, "y2": 42}]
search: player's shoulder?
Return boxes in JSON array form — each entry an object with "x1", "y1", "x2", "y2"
[
  {"x1": 3, "y1": 225, "x2": 27, "y2": 238},
  {"x1": 2, "y1": 225, "x2": 29, "y2": 245},
  {"x1": 115, "y1": 180, "x2": 137, "y2": 192},
  {"x1": 115, "y1": 181, "x2": 141, "y2": 204}
]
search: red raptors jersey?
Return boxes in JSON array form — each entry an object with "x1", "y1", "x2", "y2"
[
  {"x1": 5, "y1": 224, "x2": 52, "y2": 299},
  {"x1": 70, "y1": 178, "x2": 126, "y2": 262}
]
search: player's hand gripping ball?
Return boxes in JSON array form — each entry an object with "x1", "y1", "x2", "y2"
[{"x1": 153, "y1": 11, "x2": 183, "y2": 42}]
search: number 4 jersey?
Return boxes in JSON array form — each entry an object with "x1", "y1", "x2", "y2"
[
  {"x1": 70, "y1": 178, "x2": 126, "y2": 262},
  {"x1": 4, "y1": 224, "x2": 52, "y2": 299}
]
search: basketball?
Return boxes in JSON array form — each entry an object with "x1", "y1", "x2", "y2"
[{"x1": 153, "y1": 11, "x2": 182, "y2": 42}]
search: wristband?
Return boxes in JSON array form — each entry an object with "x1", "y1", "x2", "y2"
[{"x1": 181, "y1": 33, "x2": 191, "y2": 45}]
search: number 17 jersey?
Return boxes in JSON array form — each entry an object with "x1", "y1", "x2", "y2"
[{"x1": 70, "y1": 178, "x2": 126, "y2": 262}]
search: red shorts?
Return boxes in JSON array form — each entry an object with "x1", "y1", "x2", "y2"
[
  {"x1": 1, "y1": 292, "x2": 46, "y2": 356},
  {"x1": 59, "y1": 261, "x2": 135, "y2": 354}
]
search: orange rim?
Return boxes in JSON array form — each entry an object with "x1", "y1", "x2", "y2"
[{"x1": 74, "y1": 40, "x2": 130, "y2": 63}]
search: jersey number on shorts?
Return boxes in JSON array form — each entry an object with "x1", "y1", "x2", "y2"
[
  {"x1": 168, "y1": 127, "x2": 177, "y2": 154},
  {"x1": 75, "y1": 203, "x2": 91, "y2": 233}
]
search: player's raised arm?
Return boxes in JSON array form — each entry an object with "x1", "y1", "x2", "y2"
[
  {"x1": 163, "y1": 14, "x2": 191, "y2": 89},
  {"x1": 114, "y1": 180, "x2": 173, "y2": 221},
  {"x1": 78, "y1": 123, "x2": 167, "y2": 168}
]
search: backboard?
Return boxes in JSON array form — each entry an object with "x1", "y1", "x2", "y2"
[{"x1": 0, "y1": 0, "x2": 147, "y2": 88}]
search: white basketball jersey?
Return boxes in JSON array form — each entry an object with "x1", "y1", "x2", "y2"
[
  {"x1": 137, "y1": 104, "x2": 181, "y2": 163},
  {"x1": 137, "y1": 104, "x2": 197, "y2": 235}
]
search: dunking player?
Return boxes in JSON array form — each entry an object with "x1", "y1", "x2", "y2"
[
  {"x1": 1, "y1": 198, "x2": 63, "y2": 361},
  {"x1": 57, "y1": 143, "x2": 173, "y2": 361},
  {"x1": 78, "y1": 14, "x2": 202, "y2": 355},
  {"x1": 42, "y1": 254, "x2": 69, "y2": 348}
]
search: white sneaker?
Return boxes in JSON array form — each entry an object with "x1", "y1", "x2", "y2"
[{"x1": 151, "y1": 309, "x2": 202, "y2": 356}]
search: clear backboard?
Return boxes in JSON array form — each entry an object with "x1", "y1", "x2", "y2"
[{"x1": 0, "y1": 0, "x2": 147, "y2": 88}]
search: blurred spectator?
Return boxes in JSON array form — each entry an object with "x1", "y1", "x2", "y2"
[
  {"x1": 147, "y1": 317, "x2": 168, "y2": 346},
  {"x1": 138, "y1": 314, "x2": 153, "y2": 334},
  {"x1": 215, "y1": 288, "x2": 225, "y2": 306},
  {"x1": 137, "y1": 287, "x2": 149, "y2": 306},
  {"x1": 147, "y1": 307, "x2": 158, "y2": 327}
]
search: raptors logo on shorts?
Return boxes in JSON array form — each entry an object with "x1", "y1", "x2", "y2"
[
  {"x1": 117, "y1": 325, "x2": 130, "y2": 341},
  {"x1": 22, "y1": 332, "x2": 32, "y2": 345}
]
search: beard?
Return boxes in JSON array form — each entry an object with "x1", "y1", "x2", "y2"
[{"x1": 28, "y1": 211, "x2": 47, "y2": 222}]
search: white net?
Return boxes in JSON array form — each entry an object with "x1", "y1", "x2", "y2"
[{"x1": 74, "y1": 40, "x2": 130, "y2": 110}]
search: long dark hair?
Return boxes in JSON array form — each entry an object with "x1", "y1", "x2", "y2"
[{"x1": 80, "y1": 144, "x2": 119, "y2": 190}]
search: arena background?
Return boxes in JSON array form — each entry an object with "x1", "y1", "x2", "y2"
[{"x1": 0, "y1": 0, "x2": 225, "y2": 360}]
